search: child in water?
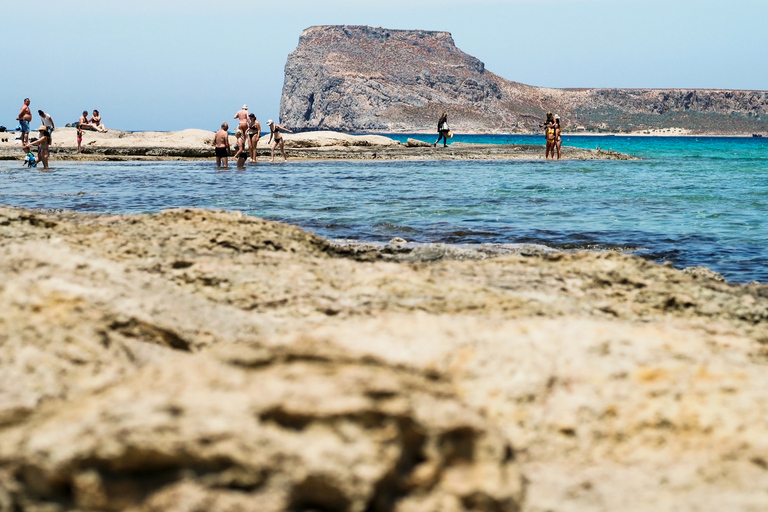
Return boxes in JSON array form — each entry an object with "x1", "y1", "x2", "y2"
[{"x1": 23, "y1": 151, "x2": 37, "y2": 167}]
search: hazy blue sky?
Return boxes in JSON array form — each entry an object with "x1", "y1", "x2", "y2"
[{"x1": 2, "y1": 0, "x2": 766, "y2": 131}]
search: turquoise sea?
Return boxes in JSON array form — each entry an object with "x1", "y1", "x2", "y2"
[{"x1": 1, "y1": 135, "x2": 766, "y2": 283}]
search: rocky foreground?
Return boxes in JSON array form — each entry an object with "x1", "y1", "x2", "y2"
[
  {"x1": 1, "y1": 206, "x2": 767, "y2": 512},
  {"x1": 0, "y1": 128, "x2": 632, "y2": 161}
]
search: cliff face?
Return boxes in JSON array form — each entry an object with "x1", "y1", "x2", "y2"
[{"x1": 280, "y1": 25, "x2": 768, "y2": 134}]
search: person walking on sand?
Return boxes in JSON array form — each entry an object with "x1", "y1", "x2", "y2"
[
  {"x1": 433, "y1": 111, "x2": 450, "y2": 147},
  {"x1": 38, "y1": 110, "x2": 55, "y2": 136},
  {"x1": 234, "y1": 105, "x2": 249, "y2": 147},
  {"x1": 543, "y1": 112, "x2": 556, "y2": 160},
  {"x1": 17, "y1": 98, "x2": 32, "y2": 145},
  {"x1": 247, "y1": 113, "x2": 261, "y2": 163},
  {"x1": 234, "y1": 129, "x2": 247, "y2": 169},
  {"x1": 267, "y1": 120, "x2": 292, "y2": 163},
  {"x1": 90, "y1": 110, "x2": 108, "y2": 133},
  {"x1": 25, "y1": 125, "x2": 51, "y2": 169},
  {"x1": 554, "y1": 115, "x2": 563, "y2": 160},
  {"x1": 213, "y1": 122, "x2": 231, "y2": 168}
]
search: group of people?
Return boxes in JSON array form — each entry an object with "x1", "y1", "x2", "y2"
[
  {"x1": 16, "y1": 98, "x2": 568, "y2": 170},
  {"x1": 15, "y1": 98, "x2": 110, "y2": 168},
  {"x1": 75, "y1": 110, "x2": 108, "y2": 154},
  {"x1": 434, "y1": 111, "x2": 563, "y2": 160},
  {"x1": 543, "y1": 112, "x2": 563, "y2": 160},
  {"x1": 213, "y1": 105, "x2": 293, "y2": 168},
  {"x1": 16, "y1": 98, "x2": 56, "y2": 168}
]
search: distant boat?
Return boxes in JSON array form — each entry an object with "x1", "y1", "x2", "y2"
[{"x1": 752, "y1": 133, "x2": 763, "y2": 138}]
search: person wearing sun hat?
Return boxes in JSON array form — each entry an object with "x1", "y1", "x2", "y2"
[
  {"x1": 233, "y1": 105, "x2": 249, "y2": 149},
  {"x1": 25, "y1": 125, "x2": 52, "y2": 169}
]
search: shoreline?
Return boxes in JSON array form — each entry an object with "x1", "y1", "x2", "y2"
[
  {"x1": 0, "y1": 128, "x2": 636, "y2": 161},
  {"x1": 0, "y1": 145, "x2": 635, "y2": 162}
]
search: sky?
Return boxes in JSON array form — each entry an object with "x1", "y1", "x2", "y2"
[{"x1": 1, "y1": 0, "x2": 766, "y2": 132}]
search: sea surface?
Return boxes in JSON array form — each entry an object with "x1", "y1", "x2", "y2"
[{"x1": 1, "y1": 135, "x2": 766, "y2": 283}]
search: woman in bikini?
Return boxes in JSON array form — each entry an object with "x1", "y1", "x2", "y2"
[
  {"x1": 248, "y1": 113, "x2": 261, "y2": 163},
  {"x1": 26, "y1": 125, "x2": 51, "y2": 169},
  {"x1": 554, "y1": 116, "x2": 563, "y2": 160},
  {"x1": 543, "y1": 112, "x2": 556, "y2": 160},
  {"x1": 267, "y1": 120, "x2": 293, "y2": 163},
  {"x1": 90, "y1": 110, "x2": 108, "y2": 133},
  {"x1": 234, "y1": 129, "x2": 247, "y2": 169}
]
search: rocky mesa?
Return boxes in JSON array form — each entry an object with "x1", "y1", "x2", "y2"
[
  {"x1": 2, "y1": 205, "x2": 768, "y2": 511},
  {"x1": 280, "y1": 25, "x2": 768, "y2": 134}
]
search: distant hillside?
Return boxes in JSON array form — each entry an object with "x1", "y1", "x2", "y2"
[{"x1": 280, "y1": 25, "x2": 768, "y2": 134}]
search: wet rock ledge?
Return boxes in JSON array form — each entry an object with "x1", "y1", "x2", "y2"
[
  {"x1": 1, "y1": 206, "x2": 766, "y2": 512},
  {"x1": 0, "y1": 128, "x2": 635, "y2": 161}
]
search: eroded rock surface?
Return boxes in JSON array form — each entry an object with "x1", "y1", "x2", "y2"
[{"x1": 1, "y1": 205, "x2": 768, "y2": 511}]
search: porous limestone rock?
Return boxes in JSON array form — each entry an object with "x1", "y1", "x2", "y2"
[
  {"x1": 0, "y1": 342, "x2": 524, "y2": 512},
  {"x1": 406, "y1": 138, "x2": 433, "y2": 148},
  {"x1": 1, "y1": 205, "x2": 768, "y2": 512}
]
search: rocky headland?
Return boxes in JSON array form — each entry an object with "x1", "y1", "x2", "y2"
[
  {"x1": 280, "y1": 25, "x2": 768, "y2": 135},
  {"x1": 1, "y1": 205, "x2": 768, "y2": 511},
  {"x1": 0, "y1": 128, "x2": 632, "y2": 161}
]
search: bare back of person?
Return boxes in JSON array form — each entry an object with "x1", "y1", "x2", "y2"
[
  {"x1": 234, "y1": 108, "x2": 249, "y2": 133},
  {"x1": 214, "y1": 125, "x2": 231, "y2": 168},
  {"x1": 214, "y1": 129, "x2": 229, "y2": 148}
]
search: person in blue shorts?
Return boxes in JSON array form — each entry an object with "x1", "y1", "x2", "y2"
[{"x1": 17, "y1": 98, "x2": 32, "y2": 145}]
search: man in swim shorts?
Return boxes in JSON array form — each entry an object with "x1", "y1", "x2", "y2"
[
  {"x1": 214, "y1": 122, "x2": 231, "y2": 168},
  {"x1": 17, "y1": 98, "x2": 32, "y2": 145}
]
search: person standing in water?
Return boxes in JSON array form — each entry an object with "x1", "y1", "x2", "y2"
[
  {"x1": 213, "y1": 122, "x2": 231, "y2": 168},
  {"x1": 267, "y1": 120, "x2": 292, "y2": 163},
  {"x1": 433, "y1": 111, "x2": 450, "y2": 147},
  {"x1": 234, "y1": 129, "x2": 247, "y2": 169},
  {"x1": 25, "y1": 125, "x2": 51, "y2": 169},
  {"x1": 247, "y1": 113, "x2": 261, "y2": 163},
  {"x1": 554, "y1": 115, "x2": 563, "y2": 160}
]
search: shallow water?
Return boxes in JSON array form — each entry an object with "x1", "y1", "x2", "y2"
[{"x1": 1, "y1": 135, "x2": 766, "y2": 282}]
